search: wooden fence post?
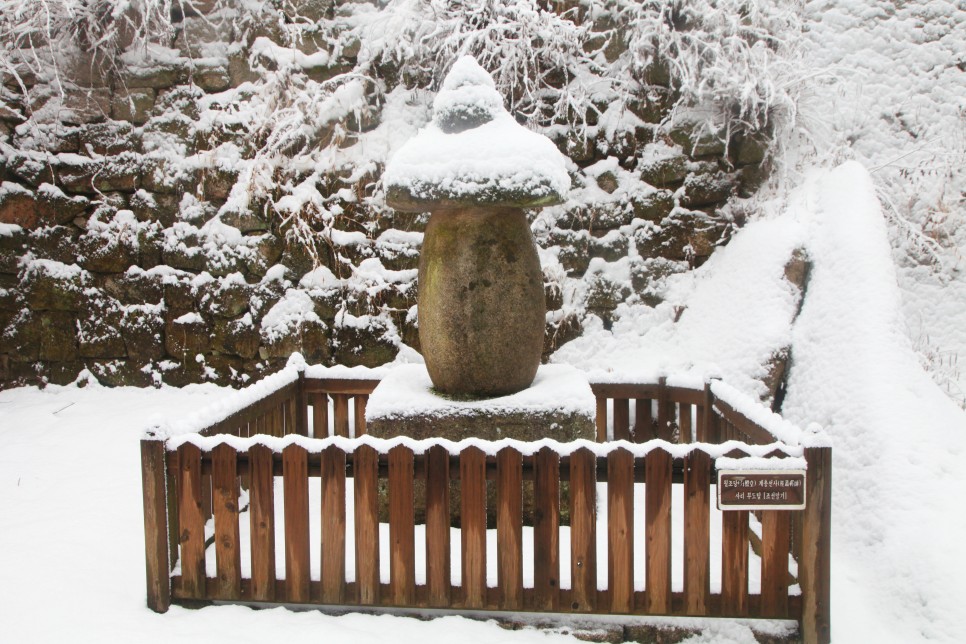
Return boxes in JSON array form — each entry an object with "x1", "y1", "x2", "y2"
[
  {"x1": 295, "y1": 373, "x2": 308, "y2": 436},
  {"x1": 595, "y1": 396, "x2": 608, "y2": 442},
  {"x1": 354, "y1": 394, "x2": 368, "y2": 436},
  {"x1": 141, "y1": 438, "x2": 170, "y2": 613},
  {"x1": 702, "y1": 381, "x2": 721, "y2": 444},
  {"x1": 699, "y1": 382, "x2": 713, "y2": 443},
  {"x1": 801, "y1": 446, "x2": 832, "y2": 644}
]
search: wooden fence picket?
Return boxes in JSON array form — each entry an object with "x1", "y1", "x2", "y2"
[
  {"x1": 177, "y1": 442, "x2": 206, "y2": 600},
  {"x1": 533, "y1": 447, "x2": 560, "y2": 612},
  {"x1": 607, "y1": 448, "x2": 634, "y2": 613},
  {"x1": 613, "y1": 399, "x2": 630, "y2": 441},
  {"x1": 285, "y1": 398, "x2": 296, "y2": 435},
  {"x1": 321, "y1": 445, "x2": 347, "y2": 604},
  {"x1": 312, "y1": 393, "x2": 329, "y2": 438},
  {"x1": 354, "y1": 395, "x2": 368, "y2": 436},
  {"x1": 497, "y1": 447, "x2": 523, "y2": 610},
  {"x1": 201, "y1": 467, "x2": 213, "y2": 523},
  {"x1": 683, "y1": 450, "x2": 711, "y2": 615},
  {"x1": 761, "y1": 511, "x2": 790, "y2": 618},
  {"x1": 388, "y1": 445, "x2": 415, "y2": 606},
  {"x1": 460, "y1": 447, "x2": 487, "y2": 609},
  {"x1": 248, "y1": 444, "x2": 276, "y2": 602},
  {"x1": 634, "y1": 398, "x2": 653, "y2": 442},
  {"x1": 211, "y1": 443, "x2": 241, "y2": 600},
  {"x1": 425, "y1": 445, "x2": 451, "y2": 607},
  {"x1": 679, "y1": 403, "x2": 693, "y2": 443},
  {"x1": 333, "y1": 395, "x2": 350, "y2": 437},
  {"x1": 569, "y1": 448, "x2": 597, "y2": 612},
  {"x1": 722, "y1": 510, "x2": 749, "y2": 616},
  {"x1": 354, "y1": 445, "x2": 380, "y2": 605},
  {"x1": 595, "y1": 398, "x2": 607, "y2": 442},
  {"x1": 644, "y1": 448, "x2": 672, "y2": 613},
  {"x1": 282, "y1": 444, "x2": 310, "y2": 603},
  {"x1": 657, "y1": 390, "x2": 672, "y2": 441}
]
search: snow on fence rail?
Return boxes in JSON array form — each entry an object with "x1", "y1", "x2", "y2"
[{"x1": 140, "y1": 370, "x2": 831, "y2": 644}]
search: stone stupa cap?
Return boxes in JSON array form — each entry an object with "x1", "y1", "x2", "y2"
[{"x1": 384, "y1": 55, "x2": 570, "y2": 212}]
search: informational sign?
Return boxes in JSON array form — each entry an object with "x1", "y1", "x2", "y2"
[{"x1": 717, "y1": 470, "x2": 806, "y2": 511}]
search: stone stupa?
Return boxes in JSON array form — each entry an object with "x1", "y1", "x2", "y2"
[
  {"x1": 383, "y1": 55, "x2": 570, "y2": 398},
  {"x1": 369, "y1": 56, "x2": 596, "y2": 525}
]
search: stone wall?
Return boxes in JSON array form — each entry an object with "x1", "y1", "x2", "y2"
[{"x1": 0, "y1": 1, "x2": 773, "y2": 388}]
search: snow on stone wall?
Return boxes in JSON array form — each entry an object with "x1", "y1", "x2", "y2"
[{"x1": 0, "y1": 0, "x2": 786, "y2": 387}]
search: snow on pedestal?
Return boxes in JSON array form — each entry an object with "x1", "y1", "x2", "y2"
[{"x1": 366, "y1": 363, "x2": 596, "y2": 441}]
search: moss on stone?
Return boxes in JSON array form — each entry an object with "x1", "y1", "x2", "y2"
[{"x1": 418, "y1": 206, "x2": 545, "y2": 397}]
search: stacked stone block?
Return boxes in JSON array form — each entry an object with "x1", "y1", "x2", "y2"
[{"x1": 0, "y1": 1, "x2": 772, "y2": 388}]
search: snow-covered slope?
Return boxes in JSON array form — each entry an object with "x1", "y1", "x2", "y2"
[
  {"x1": 553, "y1": 214, "x2": 805, "y2": 398},
  {"x1": 782, "y1": 161, "x2": 966, "y2": 643},
  {"x1": 799, "y1": 0, "x2": 966, "y2": 406}
]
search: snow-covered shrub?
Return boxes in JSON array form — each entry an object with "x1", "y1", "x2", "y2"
[
  {"x1": 623, "y1": 0, "x2": 806, "y2": 148},
  {"x1": 0, "y1": 0, "x2": 179, "y2": 99}
]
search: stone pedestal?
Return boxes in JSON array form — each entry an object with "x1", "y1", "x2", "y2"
[{"x1": 366, "y1": 363, "x2": 595, "y2": 525}]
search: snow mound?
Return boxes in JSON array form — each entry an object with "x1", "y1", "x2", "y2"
[
  {"x1": 554, "y1": 216, "x2": 806, "y2": 399},
  {"x1": 260, "y1": 290, "x2": 323, "y2": 342}
]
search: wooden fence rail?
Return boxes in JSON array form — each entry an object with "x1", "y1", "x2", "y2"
[{"x1": 142, "y1": 375, "x2": 830, "y2": 644}]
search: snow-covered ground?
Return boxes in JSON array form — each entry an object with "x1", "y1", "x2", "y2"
[
  {"x1": 3, "y1": 163, "x2": 965, "y2": 644},
  {"x1": 782, "y1": 163, "x2": 966, "y2": 644},
  {"x1": 3, "y1": 2, "x2": 965, "y2": 643},
  {"x1": 0, "y1": 382, "x2": 791, "y2": 644}
]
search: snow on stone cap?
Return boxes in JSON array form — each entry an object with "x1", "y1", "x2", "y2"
[
  {"x1": 432, "y1": 55, "x2": 504, "y2": 133},
  {"x1": 384, "y1": 55, "x2": 570, "y2": 212}
]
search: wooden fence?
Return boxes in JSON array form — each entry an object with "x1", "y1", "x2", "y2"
[{"x1": 141, "y1": 374, "x2": 830, "y2": 644}]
